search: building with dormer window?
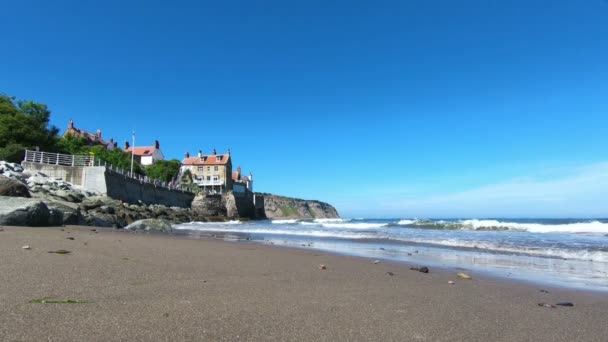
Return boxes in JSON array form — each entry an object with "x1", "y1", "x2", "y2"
[
  {"x1": 181, "y1": 149, "x2": 233, "y2": 193},
  {"x1": 125, "y1": 140, "x2": 164, "y2": 166}
]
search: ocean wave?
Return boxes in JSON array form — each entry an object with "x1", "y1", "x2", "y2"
[
  {"x1": 391, "y1": 237, "x2": 608, "y2": 263},
  {"x1": 399, "y1": 219, "x2": 608, "y2": 234},
  {"x1": 397, "y1": 219, "x2": 416, "y2": 225},
  {"x1": 299, "y1": 221, "x2": 388, "y2": 229},
  {"x1": 271, "y1": 219, "x2": 299, "y2": 224},
  {"x1": 173, "y1": 224, "x2": 372, "y2": 239},
  {"x1": 177, "y1": 220, "x2": 242, "y2": 226},
  {"x1": 313, "y1": 218, "x2": 349, "y2": 223}
]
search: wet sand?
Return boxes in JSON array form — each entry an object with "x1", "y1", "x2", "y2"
[{"x1": 1, "y1": 225, "x2": 607, "y2": 342}]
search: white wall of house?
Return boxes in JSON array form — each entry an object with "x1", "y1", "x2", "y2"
[
  {"x1": 140, "y1": 155, "x2": 154, "y2": 165},
  {"x1": 140, "y1": 149, "x2": 164, "y2": 166}
]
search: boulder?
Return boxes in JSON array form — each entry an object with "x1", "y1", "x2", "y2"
[
  {"x1": 84, "y1": 212, "x2": 116, "y2": 228},
  {"x1": 191, "y1": 194, "x2": 226, "y2": 217},
  {"x1": 0, "y1": 175, "x2": 31, "y2": 197},
  {"x1": 125, "y1": 219, "x2": 174, "y2": 232},
  {"x1": 0, "y1": 161, "x2": 24, "y2": 173},
  {"x1": 0, "y1": 197, "x2": 55, "y2": 226},
  {"x1": 49, "y1": 189, "x2": 83, "y2": 202},
  {"x1": 81, "y1": 196, "x2": 116, "y2": 211},
  {"x1": 45, "y1": 200, "x2": 83, "y2": 225}
]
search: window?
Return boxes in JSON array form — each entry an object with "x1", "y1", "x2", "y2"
[
  {"x1": 214, "y1": 166, "x2": 219, "y2": 171},
  {"x1": 213, "y1": 175, "x2": 219, "y2": 181},
  {"x1": 206, "y1": 176, "x2": 211, "y2": 181},
  {"x1": 207, "y1": 166, "x2": 210, "y2": 171},
  {"x1": 217, "y1": 156, "x2": 222, "y2": 161},
  {"x1": 197, "y1": 167, "x2": 203, "y2": 172}
]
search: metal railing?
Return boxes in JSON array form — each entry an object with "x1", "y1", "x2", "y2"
[
  {"x1": 23, "y1": 150, "x2": 193, "y2": 194},
  {"x1": 24, "y1": 150, "x2": 95, "y2": 167}
]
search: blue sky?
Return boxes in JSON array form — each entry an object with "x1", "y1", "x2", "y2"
[{"x1": 1, "y1": 0, "x2": 607, "y2": 218}]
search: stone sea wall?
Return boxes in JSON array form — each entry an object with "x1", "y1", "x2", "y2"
[{"x1": 104, "y1": 169, "x2": 194, "y2": 208}]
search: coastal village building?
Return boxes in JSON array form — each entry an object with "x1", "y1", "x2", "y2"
[
  {"x1": 63, "y1": 120, "x2": 117, "y2": 150},
  {"x1": 181, "y1": 149, "x2": 234, "y2": 193},
  {"x1": 232, "y1": 166, "x2": 254, "y2": 193},
  {"x1": 125, "y1": 140, "x2": 164, "y2": 166}
]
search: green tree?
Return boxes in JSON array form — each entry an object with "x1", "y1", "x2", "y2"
[
  {"x1": 56, "y1": 134, "x2": 90, "y2": 155},
  {"x1": 89, "y1": 145, "x2": 145, "y2": 175},
  {"x1": 0, "y1": 94, "x2": 61, "y2": 162},
  {"x1": 181, "y1": 169, "x2": 193, "y2": 184},
  {"x1": 145, "y1": 159, "x2": 181, "y2": 183}
]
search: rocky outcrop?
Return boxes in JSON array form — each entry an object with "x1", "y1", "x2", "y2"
[
  {"x1": 2, "y1": 159, "x2": 339, "y2": 226},
  {"x1": 0, "y1": 175, "x2": 31, "y2": 197},
  {"x1": 191, "y1": 194, "x2": 226, "y2": 218},
  {"x1": 0, "y1": 197, "x2": 63, "y2": 226},
  {"x1": 0, "y1": 160, "x2": 203, "y2": 228},
  {"x1": 191, "y1": 192, "x2": 339, "y2": 220},
  {"x1": 260, "y1": 194, "x2": 339, "y2": 219},
  {"x1": 125, "y1": 219, "x2": 174, "y2": 233}
]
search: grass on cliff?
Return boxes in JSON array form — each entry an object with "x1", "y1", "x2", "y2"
[
  {"x1": 279, "y1": 206, "x2": 298, "y2": 217},
  {"x1": 306, "y1": 207, "x2": 316, "y2": 218}
]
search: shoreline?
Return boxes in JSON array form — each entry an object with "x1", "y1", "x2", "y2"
[
  {"x1": 172, "y1": 223, "x2": 608, "y2": 293},
  {"x1": 2, "y1": 225, "x2": 608, "y2": 341}
]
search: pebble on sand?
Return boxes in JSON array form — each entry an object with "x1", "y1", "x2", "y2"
[
  {"x1": 48, "y1": 250, "x2": 71, "y2": 255},
  {"x1": 319, "y1": 264, "x2": 327, "y2": 270},
  {"x1": 538, "y1": 303, "x2": 556, "y2": 308},
  {"x1": 386, "y1": 272, "x2": 395, "y2": 276},
  {"x1": 556, "y1": 302, "x2": 574, "y2": 307},
  {"x1": 410, "y1": 266, "x2": 429, "y2": 273},
  {"x1": 448, "y1": 281, "x2": 455, "y2": 285},
  {"x1": 373, "y1": 260, "x2": 380, "y2": 264},
  {"x1": 457, "y1": 273, "x2": 472, "y2": 280},
  {"x1": 22, "y1": 245, "x2": 31, "y2": 250}
]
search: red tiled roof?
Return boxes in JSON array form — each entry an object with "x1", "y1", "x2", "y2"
[
  {"x1": 126, "y1": 146, "x2": 156, "y2": 156},
  {"x1": 64, "y1": 128, "x2": 109, "y2": 146},
  {"x1": 232, "y1": 172, "x2": 240, "y2": 181},
  {"x1": 183, "y1": 154, "x2": 230, "y2": 166}
]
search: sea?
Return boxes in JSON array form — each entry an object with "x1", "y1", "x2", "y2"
[{"x1": 173, "y1": 218, "x2": 608, "y2": 292}]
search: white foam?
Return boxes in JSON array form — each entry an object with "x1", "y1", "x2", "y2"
[
  {"x1": 397, "y1": 219, "x2": 416, "y2": 225},
  {"x1": 178, "y1": 220, "x2": 242, "y2": 226},
  {"x1": 297, "y1": 221, "x2": 388, "y2": 229},
  {"x1": 271, "y1": 219, "x2": 299, "y2": 224},
  {"x1": 392, "y1": 237, "x2": 608, "y2": 263},
  {"x1": 313, "y1": 218, "x2": 349, "y2": 223},
  {"x1": 319, "y1": 222, "x2": 388, "y2": 229},
  {"x1": 173, "y1": 224, "x2": 372, "y2": 239},
  {"x1": 458, "y1": 219, "x2": 608, "y2": 234}
]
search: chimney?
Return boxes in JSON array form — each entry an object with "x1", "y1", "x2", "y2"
[
  {"x1": 96, "y1": 129, "x2": 102, "y2": 138},
  {"x1": 198, "y1": 150, "x2": 203, "y2": 158},
  {"x1": 68, "y1": 119, "x2": 74, "y2": 129},
  {"x1": 110, "y1": 138, "x2": 114, "y2": 143},
  {"x1": 185, "y1": 151, "x2": 190, "y2": 158},
  {"x1": 212, "y1": 148, "x2": 217, "y2": 155},
  {"x1": 227, "y1": 148, "x2": 231, "y2": 156},
  {"x1": 125, "y1": 141, "x2": 130, "y2": 150},
  {"x1": 237, "y1": 166, "x2": 241, "y2": 180}
]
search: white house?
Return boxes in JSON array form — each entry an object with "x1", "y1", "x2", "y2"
[{"x1": 126, "y1": 140, "x2": 164, "y2": 166}]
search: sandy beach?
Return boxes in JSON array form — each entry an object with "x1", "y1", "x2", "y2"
[{"x1": 1, "y1": 226, "x2": 607, "y2": 342}]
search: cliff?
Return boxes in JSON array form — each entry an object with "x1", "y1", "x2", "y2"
[
  {"x1": 190, "y1": 192, "x2": 340, "y2": 220},
  {"x1": 259, "y1": 194, "x2": 339, "y2": 220}
]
